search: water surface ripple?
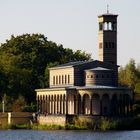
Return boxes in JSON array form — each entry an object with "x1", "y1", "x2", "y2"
[{"x1": 0, "y1": 130, "x2": 140, "y2": 140}]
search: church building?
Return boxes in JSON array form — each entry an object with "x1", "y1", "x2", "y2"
[{"x1": 35, "y1": 11, "x2": 133, "y2": 126}]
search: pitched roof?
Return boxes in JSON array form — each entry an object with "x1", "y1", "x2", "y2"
[
  {"x1": 49, "y1": 60, "x2": 118, "y2": 70},
  {"x1": 85, "y1": 67, "x2": 112, "y2": 71},
  {"x1": 49, "y1": 61, "x2": 92, "y2": 69}
]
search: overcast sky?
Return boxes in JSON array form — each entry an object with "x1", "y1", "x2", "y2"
[{"x1": 0, "y1": 0, "x2": 139, "y2": 66}]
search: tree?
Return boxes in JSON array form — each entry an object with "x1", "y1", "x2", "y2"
[
  {"x1": 119, "y1": 58, "x2": 140, "y2": 98},
  {"x1": 135, "y1": 83, "x2": 140, "y2": 95},
  {"x1": 12, "y1": 96, "x2": 27, "y2": 112},
  {"x1": 125, "y1": 59, "x2": 137, "y2": 89},
  {"x1": 119, "y1": 59, "x2": 137, "y2": 90},
  {"x1": 0, "y1": 33, "x2": 91, "y2": 104}
]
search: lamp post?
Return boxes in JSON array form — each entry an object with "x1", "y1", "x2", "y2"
[{"x1": 2, "y1": 98, "x2": 5, "y2": 113}]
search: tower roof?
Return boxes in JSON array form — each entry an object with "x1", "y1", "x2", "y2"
[
  {"x1": 98, "y1": 13, "x2": 118, "y2": 18},
  {"x1": 98, "y1": 5, "x2": 118, "y2": 17}
]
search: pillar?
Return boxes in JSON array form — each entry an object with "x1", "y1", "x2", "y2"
[
  {"x1": 52, "y1": 98, "x2": 54, "y2": 114},
  {"x1": 81, "y1": 96, "x2": 84, "y2": 114},
  {"x1": 47, "y1": 97, "x2": 50, "y2": 114},
  {"x1": 100, "y1": 100, "x2": 102, "y2": 115},
  {"x1": 49, "y1": 98, "x2": 52, "y2": 114},
  {"x1": 42, "y1": 99, "x2": 44, "y2": 113},
  {"x1": 90, "y1": 96, "x2": 92, "y2": 115},
  {"x1": 66, "y1": 94, "x2": 68, "y2": 114}
]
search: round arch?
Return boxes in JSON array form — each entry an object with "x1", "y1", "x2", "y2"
[
  {"x1": 111, "y1": 94, "x2": 118, "y2": 115},
  {"x1": 91, "y1": 94, "x2": 100, "y2": 115},
  {"x1": 102, "y1": 94, "x2": 110, "y2": 116},
  {"x1": 83, "y1": 94, "x2": 90, "y2": 115},
  {"x1": 67, "y1": 94, "x2": 76, "y2": 114}
]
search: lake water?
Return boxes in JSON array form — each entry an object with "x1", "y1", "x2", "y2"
[{"x1": 0, "y1": 130, "x2": 140, "y2": 140}]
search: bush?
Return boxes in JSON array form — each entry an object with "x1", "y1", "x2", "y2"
[
  {"x1": 32, "y1": 124, "x2": 64, "y2": 130},
  {"x1": 100, "y1": 117, "x2": 118, "y2": 131}
]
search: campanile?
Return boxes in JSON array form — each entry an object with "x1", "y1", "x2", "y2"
[{"x1": 98, "y1": 10, "x2": 118, "y2": 65}]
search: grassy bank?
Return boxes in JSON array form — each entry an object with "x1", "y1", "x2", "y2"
[
  {"x1": 0, "y1": 124, "x2": 31, "y2": 130},
  {"x1": 99, "y1": 116, "x2": 140, "y2": 131},
  {"x1": 0, "y1": 116, "x2": 140, "y2": 130}
]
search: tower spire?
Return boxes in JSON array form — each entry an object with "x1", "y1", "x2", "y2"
[{"x1": 107, "y1": 4, "x2": 109, "y2": 14}]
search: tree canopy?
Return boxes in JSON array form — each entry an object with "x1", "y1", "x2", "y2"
[
  {"x1": 0, "y1": 33, "x2": 91, "y2": 106},
  {"x1": 119, "y1": 59, "x2": 140, "y2": 96}
]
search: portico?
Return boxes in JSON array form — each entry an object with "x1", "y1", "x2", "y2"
[{"x1": 36, "y1": 87, "x2": 133, "y2": 117}]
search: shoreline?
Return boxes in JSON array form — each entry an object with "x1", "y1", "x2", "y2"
[{"x1": 0, "y1": 116, "x2": 140, "y2": 131}]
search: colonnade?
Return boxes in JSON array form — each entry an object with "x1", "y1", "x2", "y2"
[
  {"x1": 37, "y1": 93, "x2": 133, "y2": 116},
  {"x1": 37, "y1": 94, "x2": 66, "y2": 115}
]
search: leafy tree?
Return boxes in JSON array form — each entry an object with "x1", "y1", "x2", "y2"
[
  {"x1": 135, "y1": 83, "x2": 140, "y2": 95},
  {"x1": 125, "y1": 59, "x2": 137, "y2": 89},
  {"x1": 0, "y1": 33, "x2": 91, "y2": 105},
  {"x1": 12, "y1": 96, "x2": 27, "y2": 112},
  {"x1": 119, "y1": 59, "x2": 140, "y2": 97}
]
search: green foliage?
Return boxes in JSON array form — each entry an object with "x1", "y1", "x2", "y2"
[
  {"x1": 119, "y1": 59, "x2": 140, "y2": 95},
  {"x1": 32, "y1": 124, "x2": 64, "y2": 130},
  {"x1": 0, "y1": 124, "x2": 31, "y2": 130},
  {"x1": 0, "y1": 33, "x2": 91, "y2": 105},
  {"x1": 135, "y1": 83, "x2": 140, "y2": 95},
  {"x1": 100, "y1": 118, "x2": 118, "y2": 131},
  {"x1": 133, "y1": 103, "x2": 140, "y2": 116},
  {"x1": 12, "y1": 96, "x2": 27, "y2": 112}
]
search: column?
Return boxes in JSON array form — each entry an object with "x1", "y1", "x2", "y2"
[
  {"x1": 36, "y1": 97, "x2": 38, "y2": 112},
  {"x1": 52, "y1": 98, "x2": 54, "y2": 114},
  {"x1": 62, "y1": 99, "x2": 66, "y2": 114},
  {"x1": 57, "y1": 98, "x2": 59, "y2": 114},
  {"x1": 49, "y1": 96, "x2": 52, "y2": 114},
  {"x1": 42, "y1": 99, "x2": 44, "y2": 113},
  {"x1": 59, "y1": 99, "x2": 61, "y2": 114},
  {"x1": 100, "y1": 100, "x2": 102, "y2": 116},
  {"x1": 61, "y1": 99, "x2": 63, "y2": 114},
  {"x1": 47, "y1": 97, "x2": 50, "y2": 114},
  {"x1": 90, "y1": 96, "x2": 92, "y2": 115},
  {"x1": 81, "y1": 96, "x2": 84, "y2": 115},
  {"x1": 73, "y1": 95, "x2": 76, "y2": 114},
  {"x1": 55, "y1": 99, "x2": 57, "y2": 114},
  {"x1": 39, "y1": 99, "x2": 42, "y2": 113},
  {"x1": 45, "y1": 96, "x2": 47, "y2": 112},
  {"x1": 66, "y1": 94, "x2": 68, "y2": 115},
  {"x1": 54, "y1": 99, "x2": 56, "y2": 114},
  {"x1": 75, "y1": 95, "x2": 78, "y2": 114}
]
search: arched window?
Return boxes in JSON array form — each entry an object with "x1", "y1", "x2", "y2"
[
  {"x1": 59, "y1": 75, "x2": 61, "y2": 84},
  {"x1": 108, "y1": 22, "x2": 112, "y2": 30},
  {"x1": 99, "y1": 43, "x2": 103, "y2": 49},
  {"x1": 68, "y1": 75, "x2": 70, "y2": 84},
  {"x1": 62, "y1": 75, "x2": 64, "y2": 84},
  {"x1": 99, "y1": 23, "x2": 103, "y2": 31},
  {"x1": 65, "y1": 75, "x2": 67, "y2": 84},
  {"x1": 104, "y1": 22, "x2": 108, "y2": 30},
  {"x1": 53, "y1": 76, "x2": 55, "y2": 85},
  {"x1": 112, "y1": 42, "x2": 115, "y2": 48},
  {"x1": 105, "y1": 42, "x2": 108, "y2": 48},
  {"x1": 112, "y1": 22, "x2": 117, "y2": 31},
  {"x1": 109, "y1": 42, "x2": 111, "y2": 48},
  {"x1": 56, "y1": 76, "x2": 58, "y2": 85}
]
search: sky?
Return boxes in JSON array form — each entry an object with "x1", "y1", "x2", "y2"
[{"x1": 0, "y1": 0, "x2": 139, "y2": 66}]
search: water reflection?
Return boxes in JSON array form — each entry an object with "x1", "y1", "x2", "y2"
[{"x1": 0, "y1": 130, "x2": 140, "y2": 140}]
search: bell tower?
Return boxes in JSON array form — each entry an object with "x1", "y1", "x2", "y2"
[{"x1": 98, "y1": 9, "x2": 118, "y2": 65}]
